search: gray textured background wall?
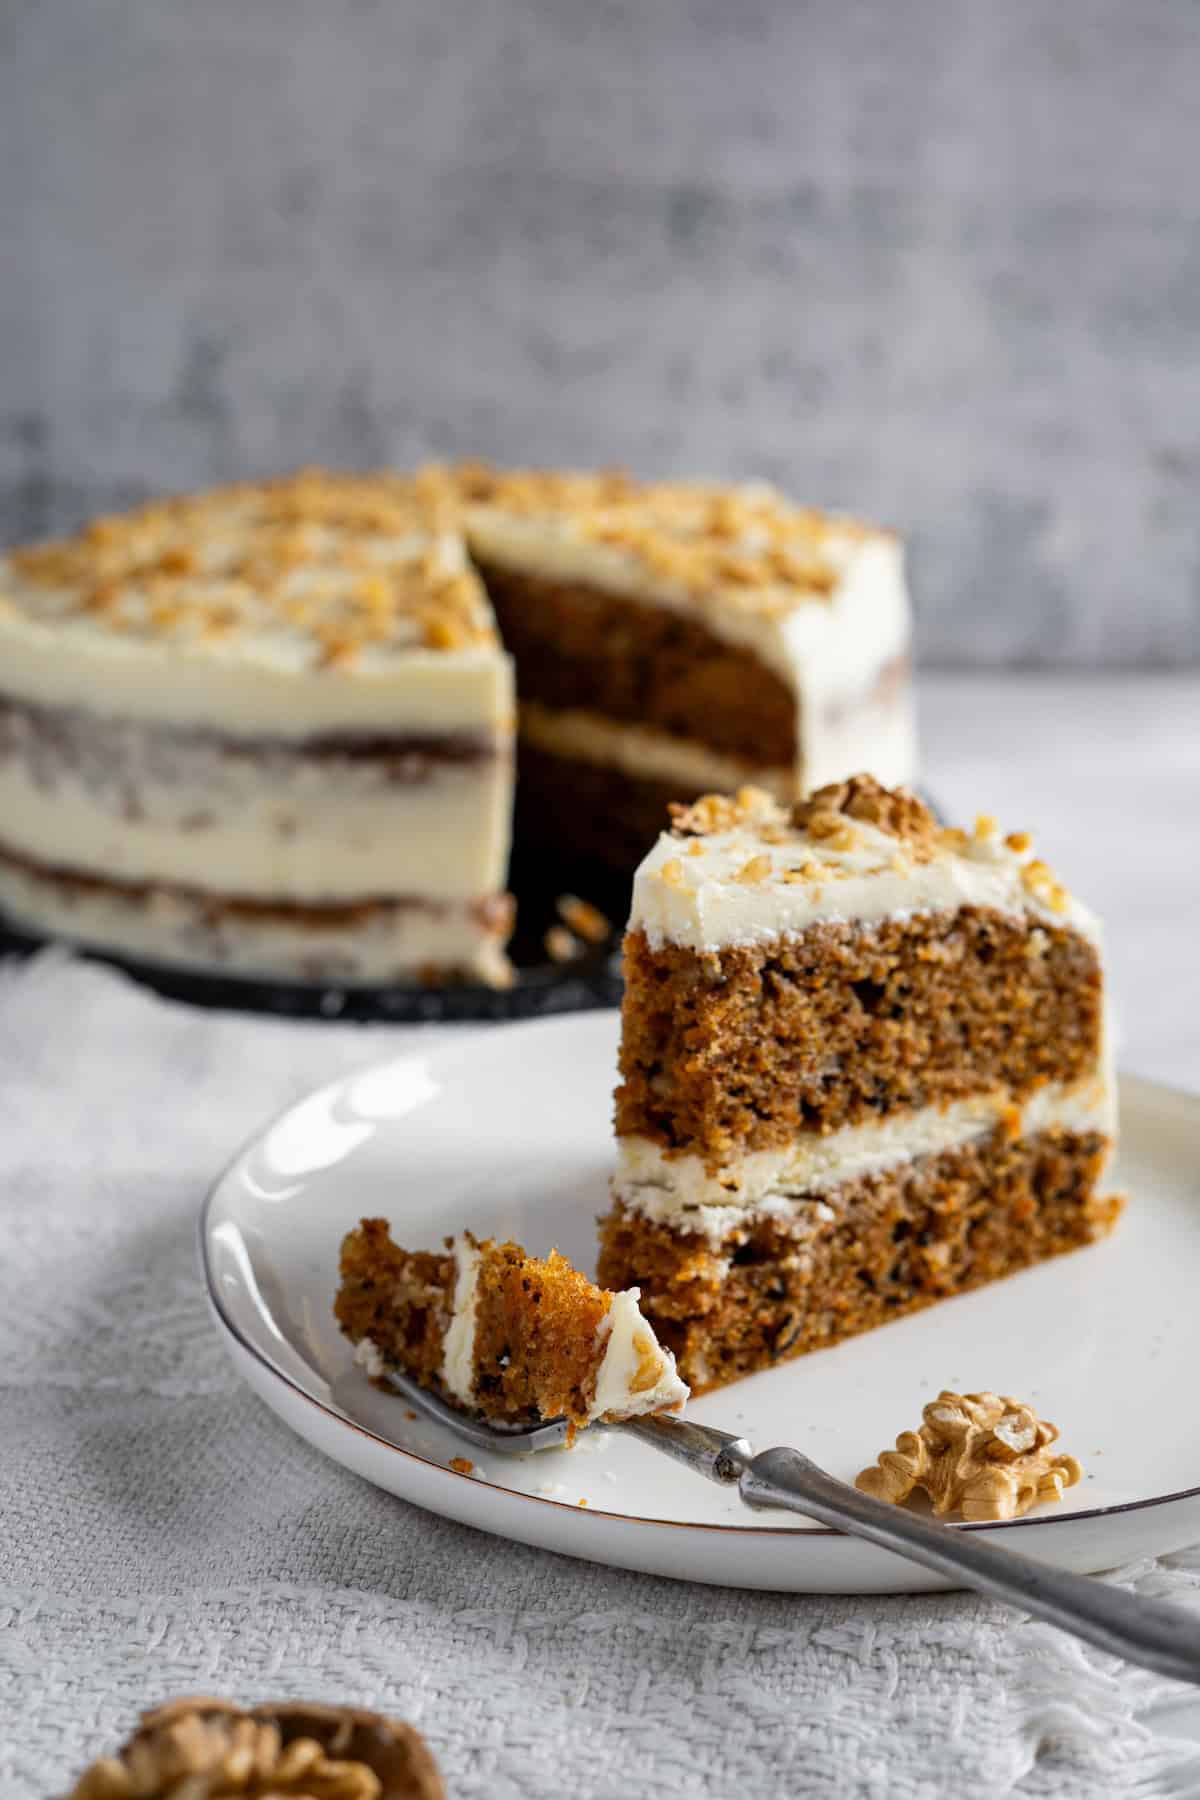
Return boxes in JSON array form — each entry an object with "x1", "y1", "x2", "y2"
[{"x1": 2, "y1": 0, "x2": 1198, "y2": 665}]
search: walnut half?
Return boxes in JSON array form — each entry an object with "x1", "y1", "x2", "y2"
[
  {"x1": 855, "y1": 1390, "x2": 1083, "y2": 1522},
  {"x1": 67, "y1": 1697, "x2": 444, "y2": 1800}
]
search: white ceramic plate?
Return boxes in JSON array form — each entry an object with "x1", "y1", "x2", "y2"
[{"x1": 203, "y1": 1012, "x2": 1200, "y2": 1594}]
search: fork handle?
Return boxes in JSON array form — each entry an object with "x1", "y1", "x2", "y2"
[{"x1": 738, "y1": 1446, "x2": 1200, "y2": 1686}]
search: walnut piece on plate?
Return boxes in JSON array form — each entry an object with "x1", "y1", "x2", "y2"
[
  {"x1": 855, "y1": 1390, "x2": 1083, "y2": 1522},
  {"x1": 66, "y1": 1697, "x2": 444, "y2": 1800}
]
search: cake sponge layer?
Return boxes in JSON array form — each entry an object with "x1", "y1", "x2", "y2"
[{"x1": 598, "y1": 1128, "x2": 1122, "y2": 1393}]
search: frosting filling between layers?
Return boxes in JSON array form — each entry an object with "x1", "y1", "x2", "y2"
[
  {"x1": 0, "y1": 747, "x2": 512, "y2": 900},
  {"x1": 440, "y1": 1237, "x2": 484, "y2": 1403},
  {"x1": 518, "y1": 700, "x2": 792, "y2": 800},
  {"x1": 613, "y1": 1076, "x2": 1115, "y2": 1249},
  {"x1": 0, "y1": 847, "x2": 513, "y2": 985}
]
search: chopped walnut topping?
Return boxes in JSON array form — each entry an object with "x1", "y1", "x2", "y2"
[
  {"x1": 544, "y1": 924, "x2": 583, "y2": 964},
  {"x1": 1006, "y1": 831, "x2": 1033, "y2": 853},
  {"x1": 458, "y1": 463, "x2": 875, "y2": 611},
  {"x1": 658, "y1": 858, "x2": 686, "y2": 888},
  {"x1": 669, "y1": 787, "x2": 778, "y2": 838},
  {"x1": 736, "y1": 854, "x2": 772, "y2": 884},
  {"x1": 556, "y1": 893, "x2": 610, "y2": 944},
  {"x1": 792, "y1": 775, "x2": 938, "y2": 852},
  {"x1": 974, "y1": 814, "x2": 998, "y2": 841},
  {"x1": 855, "y1": 1391, "x2": 1082, "y2": 1522},
  {"x1": 5, "y1": 470, "x2": 495, "y2": 663},
  {"x1": 68, "y1": 1697, "x2": 444, "y2": 1800},
  {"x1": 1021, "y1": 858, "x2": 1071, "y2": 915}
]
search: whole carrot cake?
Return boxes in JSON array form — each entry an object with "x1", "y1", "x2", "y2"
[
  {"x1": 336, "y1": 1221, "x2": 688, "y2": 1433},
  {"x1": 598, "y1": 776, "x2": 1120, "y2": 1393},
  {"x1": 0, "y1": 463, "x2": 914, "y2": 984}
]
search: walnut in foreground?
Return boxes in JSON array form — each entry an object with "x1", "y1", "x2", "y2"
[
  {"x1": 67, "y1": 1697, "x2": 444, "y2": 1800},
  {"x1": 855, "y1": 1390, "x2": 1083, "y2": 1522}
]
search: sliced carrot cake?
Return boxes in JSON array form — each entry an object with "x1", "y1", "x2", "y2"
[
  {"x1": 598, "y1": 776, "x2": 1120, "y2": 1393},
  {"x1": 336, "y1": 1220, "x2": 688, "y2": 1433}
]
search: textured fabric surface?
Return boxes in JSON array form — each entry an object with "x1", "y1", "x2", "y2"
[{"x1": 2, "y1": 950, "x2": 1200, "y2": 1799}]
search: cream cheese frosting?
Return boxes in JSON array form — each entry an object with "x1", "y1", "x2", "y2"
[
  {"x1": 440, "y1": 1237, "x2": 484, "y2": 1404},
  {"x1": 0, "y1": 471, "x2": 513, "y2": 735},
  {"x1": 0, "y1": 852, "x2": 513, "y2": 986},
  {"x1": 517, "y1": 700, "x2": 793, "y2": 799},
  {"x1": 630, "y1": 783, "x2": 1100, "y2": 954},
  {"x1": 613, "y1": 1074, "x2": 1116, "y2": 1248},
  {"x1": 591, "y1": 1289, "x2": 689, "y2": 1419}
]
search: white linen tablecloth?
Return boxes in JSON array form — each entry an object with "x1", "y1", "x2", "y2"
[{"x1": 3, "y1": 675, "x2": 1200, "y2": 1798}]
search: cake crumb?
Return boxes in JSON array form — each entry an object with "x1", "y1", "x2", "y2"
[
  {"x1": 856, "y1": 1390, "x2": 1082, "y2": 1521},
  {"x1": 545, "y1": 924, "x2": 583, "y2": 964},
  {"x1": 450, "y1": 1456, "x2": 475, "y2": 1476},
  {"x1": 557, "y1": 893, "x2": 611, "y2": 944},
  {"x1": 577, "y1": 1497, "x2": 589, "y2": 1508}
]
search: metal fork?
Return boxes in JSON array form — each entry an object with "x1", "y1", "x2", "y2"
[{"x1": 386, "y1": 1371, "x2": 1200, "y2": 1686}]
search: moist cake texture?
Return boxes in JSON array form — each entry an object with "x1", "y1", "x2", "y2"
[
  {"x1": 0, "y1": 470, "x2": 515, "y2": 985},
  {"x1": 336, "y1": 1220, "x2": 687, "y2": 1434},
  {"x1": 458, "y1": 465, "x2": 915, "y2": 863},
  {"x1": 599, "y1": 776, "x2": 1119, "y2": 1392}
]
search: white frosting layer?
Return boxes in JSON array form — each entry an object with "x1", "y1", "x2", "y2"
[
  {"x1": 613, "y1": 1076, "x2": 1116, "y2": 1249},
  {"x1": 354, "y1": 1337, "x2": 387, "y2": 1380},
  {"x1": 591, "y1": 1289, "x2": 689, "y2": 1420},
  {"x1": 631, "y1": 815, "x2": 1100, "y2": 953},
  {"x1": 0, "y1": 743, "x2": 512, "y2": 901},
  {"x1": 0, "y1": 619, "x2": 515, "y2": 737},
  {"x1": 0, "y1": 853, "x2": 512, "y2": 986},
  {"x1": 440, "y1": 1237, "x2": 484, "y2": 1404},
  {"x1": 518, "y1": 700, "x2": 791, "y2": 798}
]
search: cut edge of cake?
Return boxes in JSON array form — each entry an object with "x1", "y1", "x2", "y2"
[{"x1": 457, "y1": 465, "x2": 915, "y2": 859}]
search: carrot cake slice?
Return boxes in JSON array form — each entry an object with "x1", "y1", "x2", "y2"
[
  {"x1": 336, "y1": 1220, "x2": 688, "y2": 1433},
  {"x1": 598, "y1": 776, "x2": 1120, "y2": 1393},
  {"x1": 0, "y1": 470, "x2": 515, "y2": 986},
  {"x1": 458, "y1": 465, "x2": 915, "y2": 867}
]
